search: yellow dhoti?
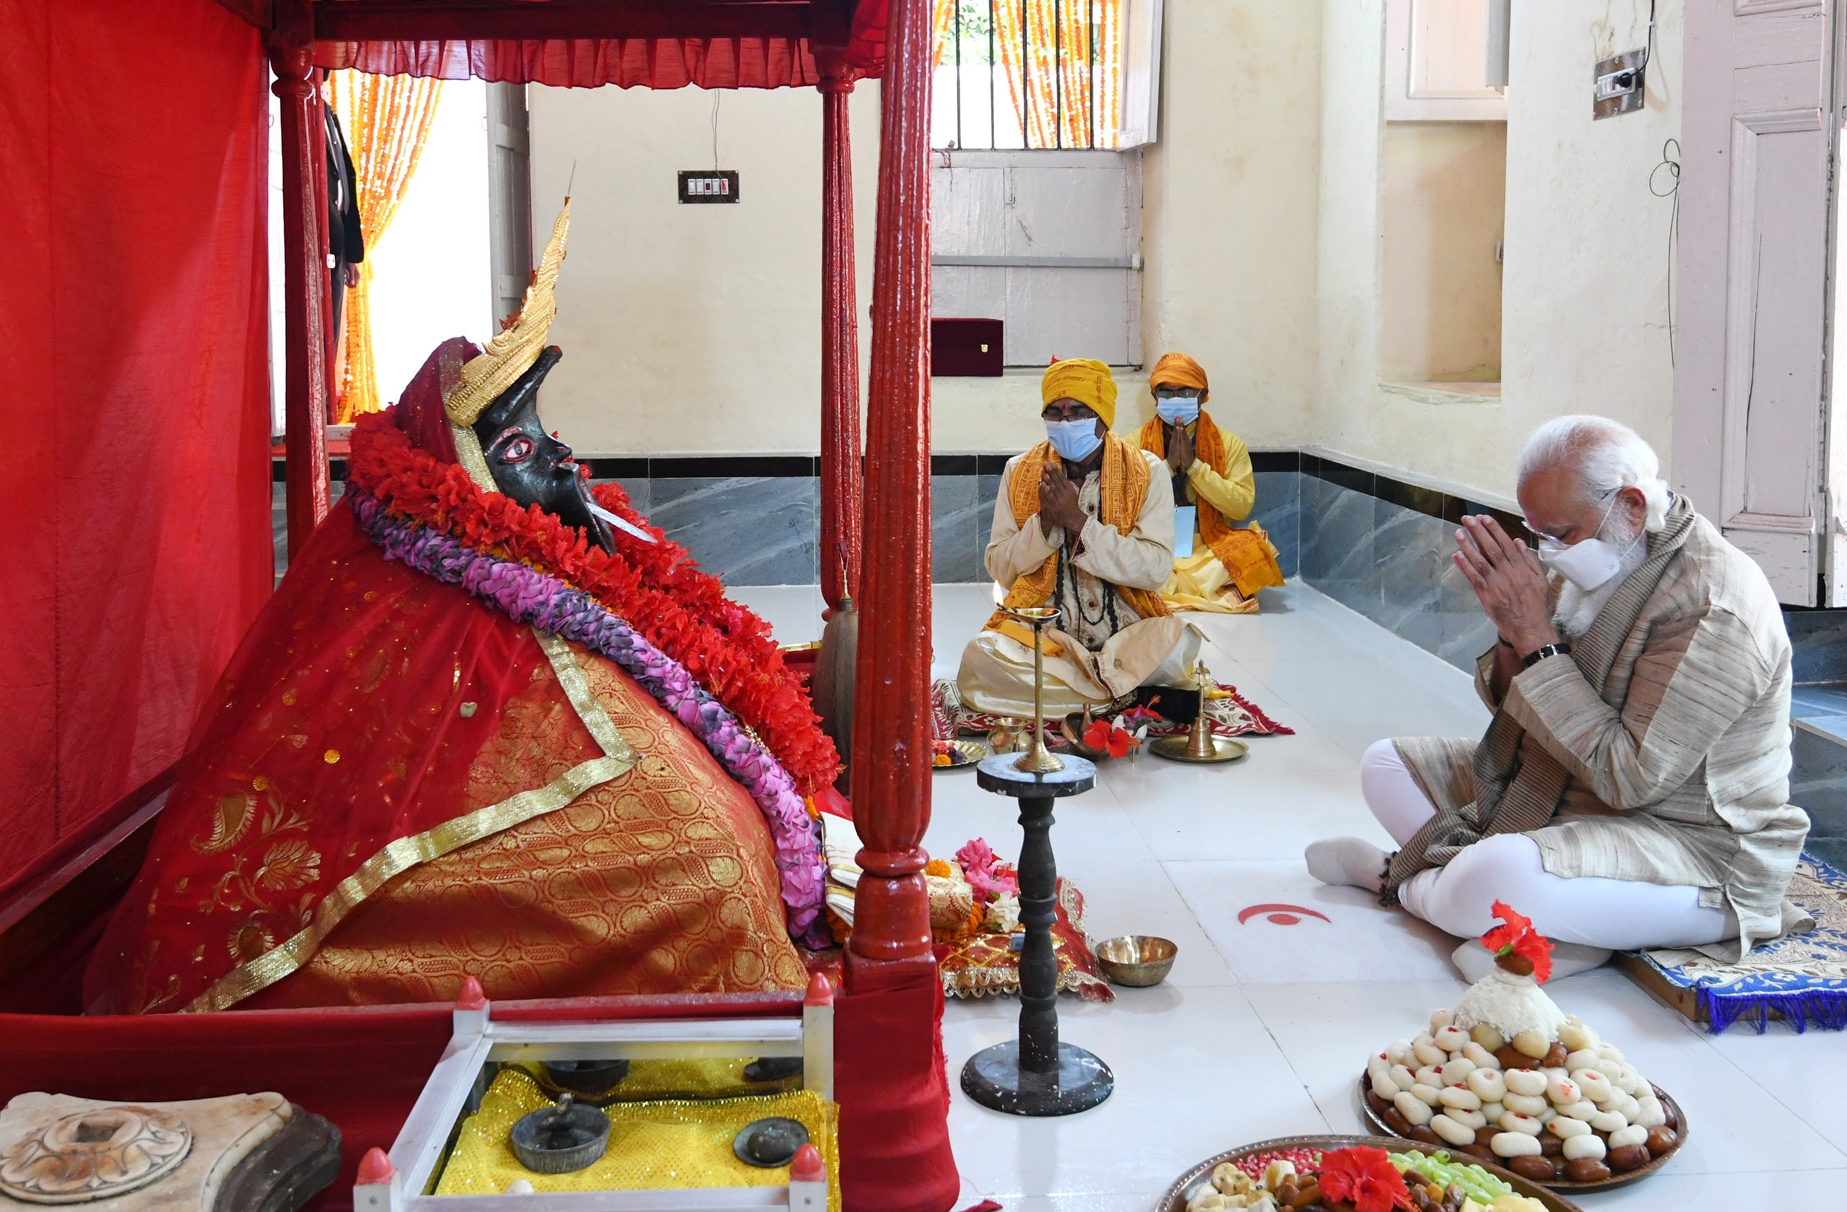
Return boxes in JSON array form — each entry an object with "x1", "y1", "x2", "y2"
[{"x1": 1160, "y1": 522, "x2": 1283, "y2": 615}]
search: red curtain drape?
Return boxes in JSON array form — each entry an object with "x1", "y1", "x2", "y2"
[{"x1": 0, "y1": 0, "x2": 273, "y2": 888}]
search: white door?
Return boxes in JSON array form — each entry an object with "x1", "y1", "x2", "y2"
[{"x1": 1675, "y1": 0, "x2": 1832, "y2": 605}]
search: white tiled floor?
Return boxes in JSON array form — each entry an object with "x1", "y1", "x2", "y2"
[{"x1": 735, "y1": 581, "x2": 1847, "y2": 1212}]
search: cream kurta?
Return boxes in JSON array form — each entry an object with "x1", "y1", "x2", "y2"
[
  {"x1": 957, "y1": 448, "x2": 1196, "y2": 717},
  {"x1": 1396, "y1": 505, "x2": 1811, "y2": 960}
]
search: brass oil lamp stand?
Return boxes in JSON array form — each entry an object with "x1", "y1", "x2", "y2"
[
  {"x1": 1148, "y1": 658, "x2": 1248, "y2": 764},
  {"x1": 961, "y1": 604, "x2": 1113, "y2": 1116}
]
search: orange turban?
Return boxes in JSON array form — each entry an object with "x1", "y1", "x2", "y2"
[
  {"x1": 1150, "y1": 352, "x2": 1209, "y2": 401},
  {"x1": 1041, "y1": 358, "x2": 1118, "y2": 428}
]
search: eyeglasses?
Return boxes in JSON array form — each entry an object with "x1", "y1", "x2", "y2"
[{"x1": 1522, "y1": 487, "x2": 1618, "y2": 545}]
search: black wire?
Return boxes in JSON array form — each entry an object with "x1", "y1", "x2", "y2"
[{"x1": 1650, "y1": 137, "x2": 1682, "y2": 368}]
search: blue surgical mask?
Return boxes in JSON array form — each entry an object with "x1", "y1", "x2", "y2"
[
  {"x1": 1155, "y1": 395, "x2": 1200, "y2": 425},
  {"x1": 1045, "y1": 417, "x2": 1104, "y2": 462}
]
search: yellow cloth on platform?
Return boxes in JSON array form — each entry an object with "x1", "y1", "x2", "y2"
[
  {"x1": 1137, "y1": 407, "x2": 1285, "y2": 612},
  {"x1": 1041, "y1": 358, "x2": 1119, "y2": 427},
  {"x1": 985, "y1": 435, "x2": 1171, "y2": 649},
  {"x1": 436, "y1": 1068, "x2": 839, "y2": 1209}
]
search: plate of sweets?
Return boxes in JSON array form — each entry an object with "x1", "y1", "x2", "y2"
[
  {"x1": 1357, "y1": 904, "x2": 1684, "y2": 1191},
  {"x1": 1159, "y1": 1135, "x2": 1579, "y2": 1212}
]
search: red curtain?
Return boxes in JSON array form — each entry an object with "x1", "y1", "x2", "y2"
[{"x1": 0, "y1": 0, "x2": 273, "y2": 889}]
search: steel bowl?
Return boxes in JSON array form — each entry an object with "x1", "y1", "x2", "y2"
[{"x1": 1094, "y1": 935, "x2": 1177, "y2": 986}]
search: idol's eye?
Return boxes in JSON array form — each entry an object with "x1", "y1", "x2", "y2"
[{"x1": 497, "y1": 437, "x2": 536, "y2": 464}]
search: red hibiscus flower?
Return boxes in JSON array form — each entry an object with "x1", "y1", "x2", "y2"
[
  {"x1": 1083, "y1": 719, "x2": 1130, "y2": 759},
  {"x1": 1481, "y1": 900, "x2": 1554, "y2": 983},
  {"x1": 1316, "y1": 1147, "x2": 1412, "y2": 1212}
]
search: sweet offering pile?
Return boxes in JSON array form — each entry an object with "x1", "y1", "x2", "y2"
[{"x1": 1362, "y1": 904, "x2": 1681, "y2": 1184}]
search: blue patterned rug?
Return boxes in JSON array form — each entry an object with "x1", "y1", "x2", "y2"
[{"x1": 1631, "y1": 851, "x2": 1847, "y2": 1033}]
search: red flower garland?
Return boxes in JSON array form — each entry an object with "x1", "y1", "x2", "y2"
[{"x1": 344, "y1": 410, "x2": 839, "y2": 794}]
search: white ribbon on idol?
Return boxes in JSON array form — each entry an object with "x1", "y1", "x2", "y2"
[{"x1": 587, "y1": 501, "x2": 659, "y2": 544}]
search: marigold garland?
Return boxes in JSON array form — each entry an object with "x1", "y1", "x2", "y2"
[{"x1": 345, "y1": 410, "x2": 839, "y2": 795}]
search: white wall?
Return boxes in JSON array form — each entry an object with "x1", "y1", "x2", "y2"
[
  {"x1": 530, "y1": 82, "x2": 881, "y2": 456},
  {"x1": 525, "y1": 1, "x2": 1683, "y2": 497},
  {"x1": 1318, "y1": 0, "x2": 1682, "y2": 500},
  {"x1": 1135, "y1": 0, "x2": 1323, "y2": 451},
  {"x1": 1378, "y1": 121, "x2": 1505, "y2": 383}
]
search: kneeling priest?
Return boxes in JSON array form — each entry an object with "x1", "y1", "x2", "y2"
[
  {"x1": 1135, "y1": 351, "x2": 1285, "y2": 613},
  {"x1": 957, "y1": 359, "x2": 1200, "y2": 719}
]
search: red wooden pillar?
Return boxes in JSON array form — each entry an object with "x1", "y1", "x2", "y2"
[
  {"x1": 269, "y1": 4, "x2": 331, "y2": 559},
  {"x1": 817, "y1": 52, "x2": 863, "y2": 612},
  {"x1": 847, "y1": 0, "x2": 934, "y2": 983},
  {"x1": 838, "y1": 0, "x2": 956, "y2": 1208}
]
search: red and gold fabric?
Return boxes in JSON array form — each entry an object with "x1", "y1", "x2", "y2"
[
  {"x1": 934, "y1": 880, "x2": 1113, "y2": 1003},
  {"x1": 83, "y1": 333, "x2": 812, "y2": 1014},
  {"x1": 82, "y1": 504, "x2": 807, "y2": 1014}
]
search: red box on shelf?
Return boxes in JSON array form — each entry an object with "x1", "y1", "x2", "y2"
[{"x1": 931, "y1": 317, "x2": 1004, "y2": 377}]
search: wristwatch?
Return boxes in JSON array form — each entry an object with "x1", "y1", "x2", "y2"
[{"x1": 1522, "y1": 642, "x2": 1572, "y2": 669}]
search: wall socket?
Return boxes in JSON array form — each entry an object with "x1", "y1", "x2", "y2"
[{"x1": 1593, "y1": 49, "x2": 1647, "y2": 119}]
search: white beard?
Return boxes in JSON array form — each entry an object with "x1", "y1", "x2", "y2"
[{"x1": 1553, "y1": 526, "x2": 1649, "y2": 639}]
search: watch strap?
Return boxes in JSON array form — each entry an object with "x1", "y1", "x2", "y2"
[{"x1": 1522, "y1": 641, "x2": 1572, "y2": 669}]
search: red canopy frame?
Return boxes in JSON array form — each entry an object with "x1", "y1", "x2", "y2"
[{"x1": 1, "y1": 1, "x2": 948, "y2": 1208}]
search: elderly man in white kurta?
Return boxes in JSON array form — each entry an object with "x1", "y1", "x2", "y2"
[
  {"x1": 957, "y1": 358, "x2": 1200, "y2": 719},
  {"x1": 1307, "y1": 415, "x2": 1810, "y2": 977}
]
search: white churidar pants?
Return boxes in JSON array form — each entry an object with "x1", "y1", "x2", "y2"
[{"x1": 1361, "y1": 740, "x2": 1735, "y2": 950}]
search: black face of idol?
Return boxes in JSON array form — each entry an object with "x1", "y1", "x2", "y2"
[{"x1": 472, "y1": 347, "x2": 614, "y2": 552}]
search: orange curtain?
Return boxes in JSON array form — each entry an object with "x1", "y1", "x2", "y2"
[
  {"x1": 981, "y1": 0, "x2": 1122, "y2": 149},
  {"x1": 329, "y1": 70, "x2": 443, "y2": 422}
]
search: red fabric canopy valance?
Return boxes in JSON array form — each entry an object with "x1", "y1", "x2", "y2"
[
  {"x1": 317, "y1": 35, "x2": 819, "y2": 88},
  {"x1": 313, "y1": 0, "x2": 889, "y2": 88}
]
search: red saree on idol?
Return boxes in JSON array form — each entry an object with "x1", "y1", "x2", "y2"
[{"x1": 85, "y1": 342, "x2": 828, "y2": 1014}]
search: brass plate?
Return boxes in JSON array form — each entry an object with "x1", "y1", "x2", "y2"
[
  {"x1": 1148, "y1": 735, "x2": 1248, "y2": 764},
  {"x1": 933, "y1": 740, "x2": 990, "y2": 770},
  {"x1": 1358, "y1": 1070, "x2": 1686, "y2": 1191}
]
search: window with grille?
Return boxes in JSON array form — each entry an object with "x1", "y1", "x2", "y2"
[{"x1": 931, "y1": 0, "x2": 1162, "y2": 151}]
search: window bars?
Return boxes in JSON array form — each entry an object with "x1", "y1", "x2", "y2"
[{"x1": 933, "y1": 0, "x2": 1123, "y2": 150}]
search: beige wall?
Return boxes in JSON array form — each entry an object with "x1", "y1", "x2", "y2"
[
  {"x1": 530, "y1": 82, "x2": 882, "y2": 456},
  {"x1": 1137, "y1": 0, "x2": 1322, "y2": 449},
  {"x1": 1318, "y1": 0, "x2": 1681, "y2": 501},
  {"x1": 1378, "y1": 122, "x2": 1505, "y2": 383},
  {"x1": 530, "y1": 0, "x2": 1681, "y2": 496}
]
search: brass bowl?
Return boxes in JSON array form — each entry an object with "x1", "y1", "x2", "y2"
[{"x1": 1094, "y1": 935, "x2": 1177, "y2": 986}]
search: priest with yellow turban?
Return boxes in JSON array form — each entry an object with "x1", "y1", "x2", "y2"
[
  {"x1": 956, "y1": 359, "x2": 1201, "y2": 719},
  {"x1": 1135, "y1": 352, "x2": 1286, "y2": 613}
]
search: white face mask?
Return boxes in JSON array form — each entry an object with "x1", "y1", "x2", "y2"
[
  {"x1": 1155, "y1": 395, "x2": 1200, "y2": 425},
  {"x1": 1533, "y1": 493, "x2": 1640, "y2": 592},
  {"x1": 1045, "y1": 417, "x2": 1103, "y2": 462}
]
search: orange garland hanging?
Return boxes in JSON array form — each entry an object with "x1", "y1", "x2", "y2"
[
  {"x1": 980, "y1": 0, "x2": 1123, "y2": 150},
  {"x1": 329, "y1": 70, "x2": 444, "y2": 422}
]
